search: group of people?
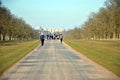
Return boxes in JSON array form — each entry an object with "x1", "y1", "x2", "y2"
[{"x1": 40, "y1": 33, "x2": 63, "y2": 46}]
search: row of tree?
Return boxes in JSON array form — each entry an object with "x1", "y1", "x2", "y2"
[
  {"x1": 0, "y1": 1, "x2": 39, "y2": 41},
  {"x1": 65, "y1": 0, "x2": 120, "y2": 40}
]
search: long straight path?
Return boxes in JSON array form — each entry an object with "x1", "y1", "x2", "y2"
[{"x1": 0, "y1": 40, "x2": 120, "y2": 80}]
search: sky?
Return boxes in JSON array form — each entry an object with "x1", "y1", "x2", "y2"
[{"x1": 2, "y1": 0, "x2": 106, "y2": 30}]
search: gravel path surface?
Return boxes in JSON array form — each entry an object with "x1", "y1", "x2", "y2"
[{"x1": 0, "y1": 40, "x2": 119, "y2": 80}]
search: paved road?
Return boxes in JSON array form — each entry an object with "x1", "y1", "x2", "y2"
[{"x1": 0, "y1": 40, "x2": 120, "y2": 80}]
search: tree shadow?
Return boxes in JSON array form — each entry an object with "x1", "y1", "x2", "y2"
[{"x1": 0, "y1": 41, "x2": 18, "y2": 46}]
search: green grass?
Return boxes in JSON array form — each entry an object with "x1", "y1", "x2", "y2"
[
  {"x1": 0, "y1": 40, "x2": 40, "y2": 76},
  {"x1": 65, "y1": 40, "x2": 120, "y2": 77}
]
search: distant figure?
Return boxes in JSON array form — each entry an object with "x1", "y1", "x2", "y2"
[
  {"x1": 47, "y1": 34, "x2": 49, "y2": 40},
  {"x1": 60, "y1": 34, "x2": 63, "y2": 44},
  {"x1": 40, "y1": 33, "x2": 45, "y2": 46}
]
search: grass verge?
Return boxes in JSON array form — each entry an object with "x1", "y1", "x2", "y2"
[
  {"x1": 65, "y1": 40, "x2": 120, "y2": 77},
  {"x1": 0, "y1": 40, "x2": 40, "y2": 76}
]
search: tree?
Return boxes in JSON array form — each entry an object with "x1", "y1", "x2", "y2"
[
  {"x1": 0, "y1": 0, "x2": 1, "y2": 7},
  {"x1": 0, "y1": 7, "x2": 11, "y2": 40},
  {"x1": 65, "y1": 0, "x2": 120, "y2": 40},
  {"x1": 0, "y1": 4, "x2": 39, "y2": 41},
  {"x1": 105, "y1": 0, "x2": 120, "y2": 39}
]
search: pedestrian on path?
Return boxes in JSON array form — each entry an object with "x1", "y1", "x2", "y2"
[
  {"x1": 40, "y1": 32, "x2": 45, "y2": 46},
  {"x1": 60, "y1": 34, "x2": 63, "y2": 44}
]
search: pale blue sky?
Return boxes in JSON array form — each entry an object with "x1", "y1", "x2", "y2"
[{"x1": 2, "y1": 0, "x2": 106, "y2": 30}]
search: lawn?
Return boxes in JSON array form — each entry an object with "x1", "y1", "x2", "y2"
[
  {"x1": 65, "y1": 40, "x2": 120, "y2": 77},
  {"x1": 0, "y1": 40, "x2": 40, "y2": 76}
]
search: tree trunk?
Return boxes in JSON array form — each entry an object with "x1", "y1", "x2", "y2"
[
  {"x1": 117, "y1": 33, "x2": 120, "y2": 39},
  {"x1": 107, "y1": 34, "x2": 111, "y2": 39},
  {"x1": 3, "y1": 33, "x2": 6, "y2": 41},
  {"x1": 113, "y1": 27, "x2": 117, "y2": 39},
  {"x1": 93, "y1": 35, "x2": 96, "y2": 40},
  {"x1": 0, "y1": 33, "x2": 1, "y2": 40},
  {"x1": 103, "y1": 34, "x2": 105, "y2": 39},
  {"x1": 9, "y1": 33, "x2": 12, "y2": 40},
  {"x1": 113, "y1": 31, "x2": 116, "y2": 39},
  {"x1": 119, "y1": 33, "x2": 120, "y2": 39},
  {"x1": 9, "y1": 35, "x2": 12, "y2": 40}
]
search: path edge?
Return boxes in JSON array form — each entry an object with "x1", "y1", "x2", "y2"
[
  {"x1": 63, "y1": 41, "x2": 120, "y2": 79},
  {"x1": 0, "y1": 44, "x2": 41, "y2": 78}
]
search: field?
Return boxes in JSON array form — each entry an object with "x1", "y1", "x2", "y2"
[
  {"x1": 65, "y1": 40, "x2": 120, "y2": 77},
  {"x1": 0, "y1": 40, "x2": 40, "y2": 76}
]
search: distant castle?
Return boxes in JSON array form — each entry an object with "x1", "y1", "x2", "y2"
[
  {"x1": 37, "y1": 27, "x2": 65, "y2": 40},
  {"x1": 39, "y1": 27, "x2": 65, "y2": 34}
]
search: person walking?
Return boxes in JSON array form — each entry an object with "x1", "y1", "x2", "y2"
[
  {"x1": 60, "y1": 34, "x2": 63, "y2": 44},
  {"x1": 40, "y1": 32, "x2": 45, "y2": 46}
]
